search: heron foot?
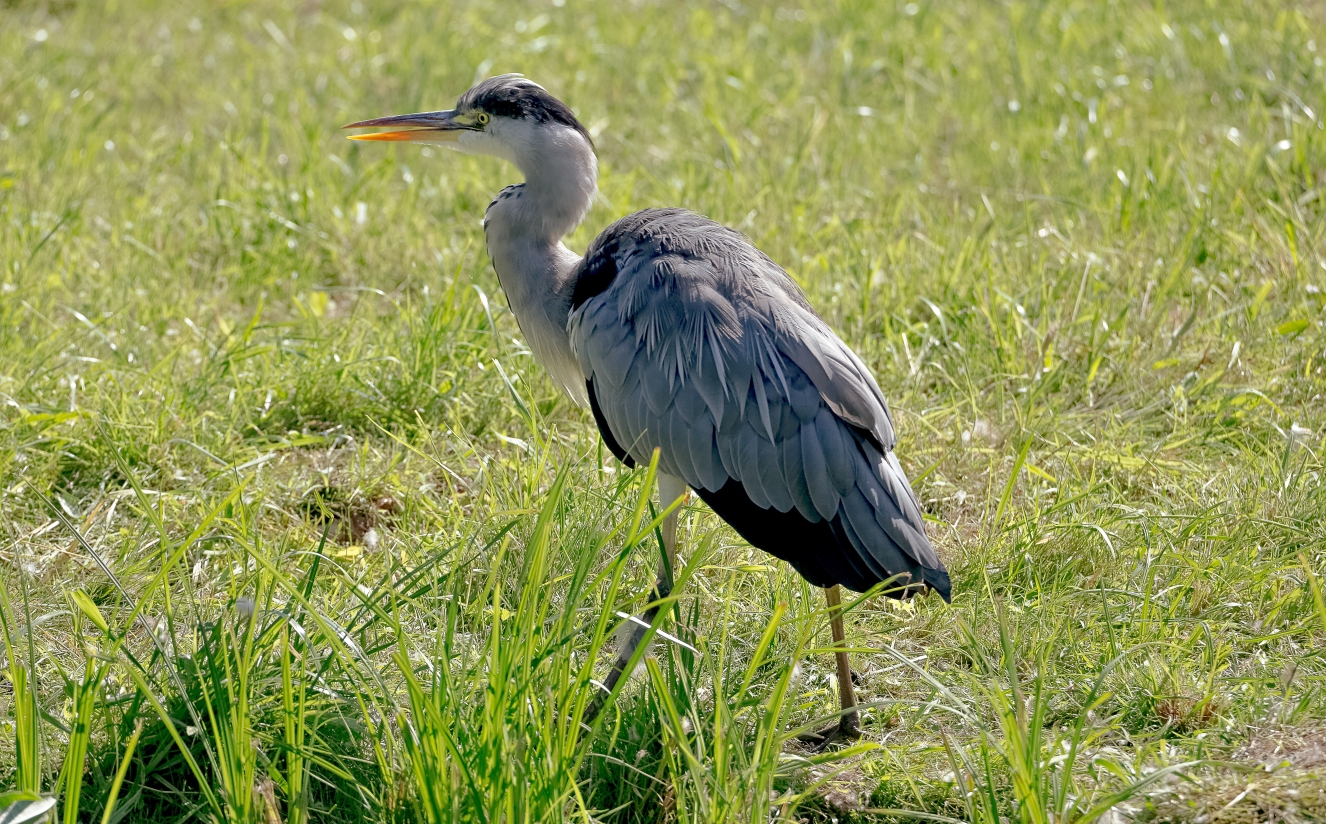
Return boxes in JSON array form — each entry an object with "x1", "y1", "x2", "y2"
[{"x1": 796, "y1": 717, "x2": 861, "y2": 751}]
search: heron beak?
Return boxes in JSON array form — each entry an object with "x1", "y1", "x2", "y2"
[{"x1": 343, "y1": 109, "x2": 468, "y2": 142}]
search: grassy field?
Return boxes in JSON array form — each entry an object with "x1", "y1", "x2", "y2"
[{"x1": 2, "y1": 0, "x2": 1325, "y2": 821}]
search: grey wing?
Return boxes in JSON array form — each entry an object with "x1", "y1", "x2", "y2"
[{"x1": 568, "y1": 210, "x2": 948, "y2": 598}]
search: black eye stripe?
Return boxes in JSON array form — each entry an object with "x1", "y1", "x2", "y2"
[{"x1": 457, "y1": 74, "x2": 593, "y2": 148}]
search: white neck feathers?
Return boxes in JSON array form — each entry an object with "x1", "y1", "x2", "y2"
[{"x1": 476, "y1": 122, "x2": 597, "y2": 406}]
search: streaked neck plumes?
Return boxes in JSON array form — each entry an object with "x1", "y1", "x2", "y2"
[
  {"x1": 480, "y1": 120, "x2": 597, "y2": 243},
  {"x1": 477, "y1": 111, "x2": 598, "y2": 406}
]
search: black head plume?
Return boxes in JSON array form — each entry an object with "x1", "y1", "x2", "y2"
[{"x1": 458, "y1": 74, "x2": 593, "y2": 148}]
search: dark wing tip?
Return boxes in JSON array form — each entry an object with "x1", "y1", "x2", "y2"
[{"x1": 921, "y1": 566, "x2": 952, "y2": 603}]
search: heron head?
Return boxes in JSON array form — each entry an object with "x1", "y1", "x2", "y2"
[{"x1": 343, "y1": 74, "x2": 594, "y2": 172}]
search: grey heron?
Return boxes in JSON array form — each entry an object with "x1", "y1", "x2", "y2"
[{"x1": 346, "y1": 74, "x2": 950, "y2": 746}]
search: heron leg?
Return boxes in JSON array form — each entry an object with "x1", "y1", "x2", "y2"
[
  {"x1": 799, "y1": 585, "x2": 862, "y2": 749},
  {"x1": 827, "y1": 585, "x2": 861, "y2": 736},
  {"x1": 583, "y1": 473, "x2": 685, "y2": 727}
]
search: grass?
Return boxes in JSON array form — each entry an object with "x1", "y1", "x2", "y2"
[{"x1": 1, "y1": 0, "x2": 1325, "y2": 820}]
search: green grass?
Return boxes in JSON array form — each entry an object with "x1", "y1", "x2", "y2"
[{"x1": 2, "y1": 0, "x2": 1325, "y2": 821}]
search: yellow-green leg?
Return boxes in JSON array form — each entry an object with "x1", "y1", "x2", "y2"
[{"x1": 800, "y1": 585, "x2": 862, "y2": 749}]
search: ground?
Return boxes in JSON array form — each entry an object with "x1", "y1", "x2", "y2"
[{"x1": 1, "y1": 0, "x2": 1324, "y2": 822}]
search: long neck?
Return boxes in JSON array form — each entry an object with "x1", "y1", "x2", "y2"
[{"x1": 483, "y1": 128, "x2": 597, "y2": 405}]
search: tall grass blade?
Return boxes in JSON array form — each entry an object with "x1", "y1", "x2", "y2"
[
  {"x1": 0, "y1": 581, "x2": 42, "y2": 797},
  {"x1": 98, "y1": 722, "x2": 143, "y2": 824}
]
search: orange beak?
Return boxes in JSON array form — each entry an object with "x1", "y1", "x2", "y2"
[{"x1": 342, "y1": 109, "x2": 468, "y2": 142}]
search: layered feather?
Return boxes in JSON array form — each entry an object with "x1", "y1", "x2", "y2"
[{"x1": 569, "y1": 209, "x2": 949, "y2": 599}]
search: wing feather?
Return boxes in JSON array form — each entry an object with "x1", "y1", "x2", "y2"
[
  {"x1": 833, "y1": 498, "x2": 891, "y2": 584},
  {"x1": 569, "y1": 208, "x2": 948, "y2": 599},
  {"x1": 622, "y1": 381, "x2": 651, "y2": 459},
  {"x1": 640, "y1": 356, "x2": 675, "y2": 415},
  {"x1": 584, "y1": 303, "x2": 634, "y2": 387},
  {"x1": 800, "y1": 419, "x2": 841, "y2": 521},
  {"x1": 779, "y1": 428, "x2": 817, "y2": 522},
  {"x1": 736, "y1": 425, "x2": 772, "y2": 509},
  {"x1": 840, "y1": 485, "x2": 908, "y2": 584},
  {"x1": 816, "y1": 407, "x2": 854, "y2": 493},
  {"x1": 687, "y1": 412, "x2": 724, "y2": 491},
  {"x1": 750, "y1": 363, "x2": 777, "y2": 442},
  {"x1": 776, "y1": 303, "x2": 897, "y2": 449},
  {"x1": 786, "y1": 368, "x2": 821, "y2": 421},
  {"x1": 665, "y1": 408, "x2": 699, "y2": 486},
  {"x1": 692, "y1": 333, "x2": 727, "y2": 424},
  {"x1": 674, "y1": 377, "x2": 707, "y2": 424},
  {"x1": 756, "y1": 433, "x2": 795, "y2": 513}
]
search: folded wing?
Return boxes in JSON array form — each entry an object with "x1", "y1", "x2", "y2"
[{"x1": 569, "y1": 209, "x2": 949, "y2": 599}]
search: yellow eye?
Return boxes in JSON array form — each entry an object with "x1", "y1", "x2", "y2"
[{"x1": 476, "y1": 112, "x2": 490, "y2": 126}]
